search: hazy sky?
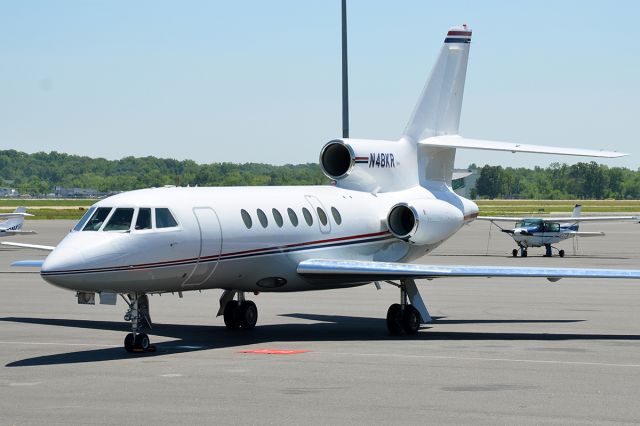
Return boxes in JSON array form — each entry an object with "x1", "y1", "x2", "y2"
[{"x1": 2, "y1": 1, "x2": 639, "y2": 169}]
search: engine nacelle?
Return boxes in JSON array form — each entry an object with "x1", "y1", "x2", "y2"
[
  {"x1": 319, "y1": 138, "x2": 416, "y2": 192},
  {"x1": 387, "y1": 199, "x2": 464, "y2": 245}
]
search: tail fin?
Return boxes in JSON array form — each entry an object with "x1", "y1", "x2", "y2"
[
  {"x1": 572, "y1": 204, "x2": 582, "y2": 218},
  {"x1": 1, "y1": 207, "x2": 27, "y2": 231},
  {"x1": 404, "y1": 25, "x2": 472, "y2": 142}
]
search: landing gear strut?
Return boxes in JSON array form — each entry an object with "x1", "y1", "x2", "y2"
[
  {"x1": 220, "y1": 291, "x2": 258, "y2": 330},
  {"x1": 385, "y1": 279, "x2": 429, "y2": 335},
  {"x1": 122, "y1": 293, "x2": 155, "y2": 353}
]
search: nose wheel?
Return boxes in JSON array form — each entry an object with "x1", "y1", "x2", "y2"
[{"x1": 122, "y1": 293, "x2": 156, "y2": 353}]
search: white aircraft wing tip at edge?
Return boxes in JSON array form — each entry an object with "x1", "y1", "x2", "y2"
[
  {"x1": 297, "y1": 259, "x2": 640, "y2": 281},
  {"x1": 11, "y1": 260, "x2": 45, "y2": 267},
  {"x1": 1, "y1": 242, "x2": 56, "y2": 251}
]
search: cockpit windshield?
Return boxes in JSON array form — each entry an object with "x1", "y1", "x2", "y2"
[
  {"x1": 82, "y1": 207, "x2": 112, "y2": 231},
  {"x1": 73, "y1": 207, "x2": 96, "y2": 231},
  {"x1": 515, "y1": 219, "x2": 543, "y2": 231},
  {"x1": 104, "y1": 208, "x2": 135, "y2": 231}
]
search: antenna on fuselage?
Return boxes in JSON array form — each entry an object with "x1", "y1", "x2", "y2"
[{"x1": 341, "y1": 0, "x2": 349, "y2": 139}]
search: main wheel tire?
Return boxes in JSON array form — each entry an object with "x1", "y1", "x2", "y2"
[
  {"x1": 124, "y1": 333, "x2": 135, "y2": 353},
  {"x1": 559, "y1": 249, "x2": 565, "y2": 258},
  {"x1": 135, "y1": 333, "x2": 150, "y2": 351},
  {"x1": 402, "y1": 305, "x2": 421, "y2": 335},
  {"x1": 512, "y1": 249, "x2": 518, "y2": 257},
  {"x1": 239, "y1": 301, "x2": 258, "y2": 330},
  {"x1": 224, "y1": 300, "x2": 240, "y2": 330},
  {"x1": 386, "y1": 303, "x2": 403, "y2": 335},
  {"x1": 522, "y1": 249, "x2": 528, "y2": 258}
]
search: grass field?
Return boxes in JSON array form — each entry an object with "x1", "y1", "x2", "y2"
[{"x1": 2, "y1": 199, "x2": 639, "y2": 220}]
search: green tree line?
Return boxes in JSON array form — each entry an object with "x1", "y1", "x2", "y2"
[
  {"x1": 474, "y1": 162, "x2": 640, "y2": 199},
  {"x1": 1, "y1": 150, "x2": 639, "y2": 199},
  {"x1": 0, "y1": 150, "x2": 329, "y2": 194}
]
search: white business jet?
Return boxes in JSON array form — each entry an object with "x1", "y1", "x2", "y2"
[
  {"x1": 0, "y1": 207, "x2": 36, "y2": 237},
  {"x1": 479, "y1": 204, "x2": 640, "y2": 257},
  {"x1": 7, "y1": 26, "x2": 640, "y2": 353}
]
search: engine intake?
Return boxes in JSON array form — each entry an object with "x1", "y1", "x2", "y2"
[
  {"x1": 387, "y1": 200, "x2": 464, "y2": 245},
  {"x1": 319, "y1": 140, "x2": 354, "y2": 180}
]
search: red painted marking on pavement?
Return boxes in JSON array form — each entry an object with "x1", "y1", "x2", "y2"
[{"x1": 240, "y1": 349, "x2": 311, "y2": 355}]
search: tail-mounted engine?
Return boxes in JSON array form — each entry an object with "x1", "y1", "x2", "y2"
[
  {"x1": 387, "y1": 199, "x2": 463, "y2": 245},
  {"x1": 319, "y1": 138, "x2": 416, "y2": 192}
]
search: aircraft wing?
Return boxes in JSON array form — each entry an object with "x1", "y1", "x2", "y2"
[
  {"x1": 1, "y1": 242, "x2": 55, "y2": 251},
  {"x1": 420, "y1": 135, "x2": 627, "y2": 158},
  {"x1": 0, "y1": 212, "x2": 33, "y2": 219},
  {"x1": 297, "y1": 259, "x2": 640, "y2": 282},
  {"x1": 476, "y1": 216, "x2": 523, "y2": 222},
  {"x1": 556, "y1": 216, "x2": 640, "y2": 222},
  {"x1": 0, "y1": 230, "x2": 37, "y2": 235}
]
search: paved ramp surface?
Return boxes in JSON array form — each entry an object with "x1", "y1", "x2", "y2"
[{"x1": 1, "y1": 220, "x2": 640, "y2": 424}]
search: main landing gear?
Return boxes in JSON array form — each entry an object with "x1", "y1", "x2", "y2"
[
  {"x1": 543, "y1": 244, "x2": 565, "y2": 257},
  {"x1": 218, "y1": 290, "x2": 258, "y2": 330},
  {"x1": 122, "y1": 293, "x2": 155, "y2": 353},
  {"x1": 385, "y1": 279, "x2": 431, "y2": 335},
  {"x1": 512, "y1": 245, "x2": 528, "y2": 257}
]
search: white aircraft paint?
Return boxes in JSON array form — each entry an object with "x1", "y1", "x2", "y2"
[{"x1": 8, "y1": 25, "x2": 640, "y2": 352}]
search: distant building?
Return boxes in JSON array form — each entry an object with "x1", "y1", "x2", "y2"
[
  {"x1": 0, "y1": 187, "x2": 19, "y2": 197},
  {"x1": 54, "y1": 186, "x2": 100, "y2": 198}
]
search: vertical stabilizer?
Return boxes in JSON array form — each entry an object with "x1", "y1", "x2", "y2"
[
  {"x1": 403, "y1": 26, "x2": 472, "y2": 142},
  {"x1": 572, "y1": 204, "x2": 582, "y2": 218}
]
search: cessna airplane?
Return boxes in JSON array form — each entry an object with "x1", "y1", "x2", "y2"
[
  {"x1": 0, "y1": 207, "x2": 35, "y2": 237},
  {"x1": 7, "y1": 25, "x2": 640, "y2": 353},
  {"x1": 479, "y1": 204, "x2": 640, "y2": 257}
]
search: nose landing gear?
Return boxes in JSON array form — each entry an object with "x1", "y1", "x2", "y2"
[{"x1": 122, "y1": 293, "x2": 155, "y2": 353}]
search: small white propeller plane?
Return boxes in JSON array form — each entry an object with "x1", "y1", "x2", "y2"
[
  {"x1": 7, "y1": 25, "x2": 640, "y2": 353},
  {"x1": 479, "y1": 204, "x2": 640, "y2": 257},
  {"x1": 0, "y1": 207, "x2": 36, "y2": 237}
]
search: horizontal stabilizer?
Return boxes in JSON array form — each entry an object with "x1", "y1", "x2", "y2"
[
  {"x1": 1, "y1": 242, "x2": 55, "y2": 251},
  {"x1": 1, "y1": 230, "x2": 37, "y2": 235},
  {"x1": 0, "y1": 212, "x2": 33, "y2": 219},
  {"x1": 420, "y1": 135, "x2": 627, "y2": 158},
  {"x1": 298, "y1": 259, "x2": 640, "y2": 282},
  {"x1": 11, "y1": 260, "x2": 45, "y2": 267},
  {"x1": 566, "y1": 231, "x2": 605, "y2": 237}
]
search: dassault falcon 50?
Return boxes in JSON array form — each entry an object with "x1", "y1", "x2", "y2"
[
  {"x1": 8, "y1": 26, "x2": 640, "y2": 352},
  {"x1": 479, "y1": 204, "x2": 640, "y2": 257}
]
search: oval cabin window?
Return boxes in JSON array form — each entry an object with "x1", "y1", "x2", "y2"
[
  {"x1": 317, "y1": 207, "x2": 328, "y2": 226},
  {"x1": 331, "y1": 207, "x2": 342, "y2": 225},
  {"x1": 241, "y1": 209, "x2": 252, "y2": 229},
  {"x1": 272, "y1": 208, "x2": 284, "y2": 227},
  {"x1": 256, "y1": 209, "x2": 268, "y2": 228},
  {"x1": 302, "y1": 207, "x2": 313, "y2": 226},
  {"x1": 287, "y1": 208, "x2": 299, "y2": 227}
]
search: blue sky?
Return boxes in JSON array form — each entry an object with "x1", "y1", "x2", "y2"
[{"x1": 1, "y1": 1, "x2": 639, "y2": 169}]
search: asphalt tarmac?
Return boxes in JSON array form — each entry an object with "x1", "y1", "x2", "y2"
[{"x1": 2, "y1": 219, "x2": 640, "y2": 425}]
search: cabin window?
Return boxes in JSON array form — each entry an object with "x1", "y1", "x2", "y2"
[
  {"x1": 287, "y1": 208, "x2": 299, "y2": 227},
  {"x1": 331, "y1": 207, "x2": 342, "y2": 225},
  {"x1": 317, "y1": 207, "x2": 328, "y2": 226},
  {"x1": 256, "y1": 209, "x2": 268, "y2": 228},
  {"x1": 302, "y1": 207, "x2": 313, "y2": 226},
  {"x1": 156, "y1": 208, "x2": 178, "y2": 228},
  {"x1": 272, "y1": 208, "x2": 284, "y2": 227},
  {"x1": 73, "y1": 207, "x2": 96, "y2": 231},
  {"x1": 82, "y1": 207, "x2": 112, "y2": 231},
  {"x1": 135, "y1": 208, "x2": 152, "y2": 230},
  {"x1": 104, "y1": 208, "x2": 135, "y2": 231},
  {"x1": 241, "y1": 209, "x2": 253, "y2": 229}
]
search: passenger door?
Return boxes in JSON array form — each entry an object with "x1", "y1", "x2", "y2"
[{"x1": 182, "y1": 207, "x2": 222, "y2": 287}]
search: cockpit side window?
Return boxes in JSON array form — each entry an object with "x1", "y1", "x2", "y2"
[
  {"x1": 82, "y1": 207, "x2": 112, "y2": 231},
  {"x1": 104, "y1": 208, "x2": 135, "y2": 231},
  {"x1": 155, "y1": 208, "x2": 178, "y2": 228},
  {"x1": 135, "y1": 208, "x2": 152, "y2": 230},
  {"x1": 73, "y1": 207, "x2": 96, "y2": 231}
]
